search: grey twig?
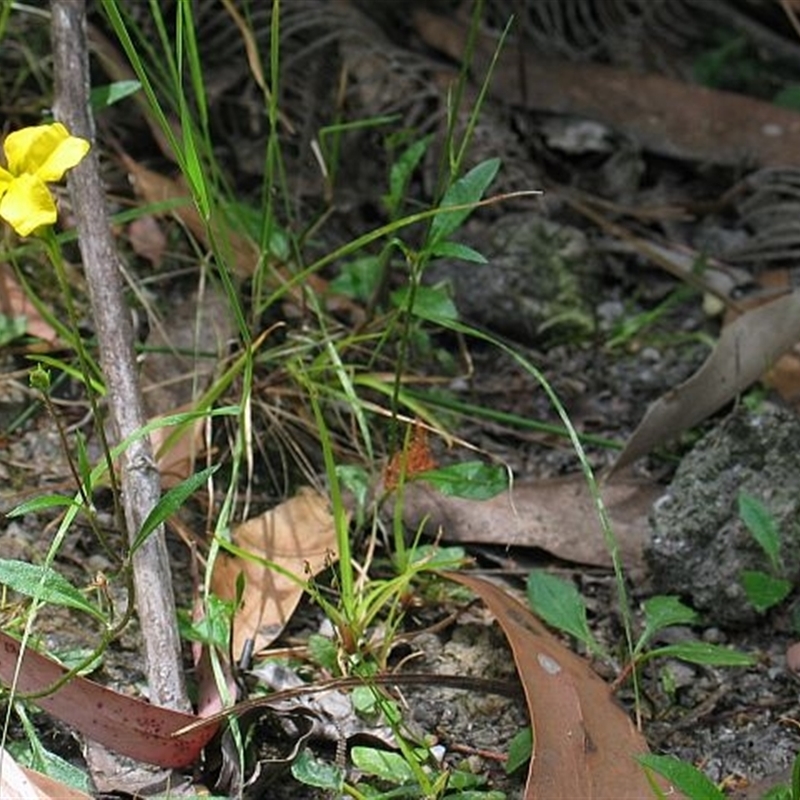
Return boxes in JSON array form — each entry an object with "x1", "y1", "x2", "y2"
[{"x1": 50, "y1": 0, "x2": 190, "y2": 713}]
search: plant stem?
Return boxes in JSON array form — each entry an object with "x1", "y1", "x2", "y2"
[{"x1": 50, "y1": 0, "x2": 189, "y2": 712}]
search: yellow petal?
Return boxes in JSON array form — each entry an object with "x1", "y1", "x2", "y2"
[
  {"x1": 0, "y1": 166, "x2": 13, "y2": 199},
  {"x1": 0, "y1": 173, "x2": 57, "y2": 236},
  {"x1": 36, "y1": 134, "x2": 91, "y2": 182},
  {"x1": 3, "y1": 123, "x2": 89, "y2": 181}
]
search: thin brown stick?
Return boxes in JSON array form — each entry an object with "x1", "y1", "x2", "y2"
[{"x1": 50, "y1": 0, "x2": 189, "y2": 712}]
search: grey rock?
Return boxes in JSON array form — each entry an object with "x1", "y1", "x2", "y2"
[{"x1": 647, "y1": 404, "x2": 800, "y2": 628}]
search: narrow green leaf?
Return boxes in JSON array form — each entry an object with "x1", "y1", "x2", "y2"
[
  {"x1": 131, "y1": 464, "x2": 219, "y2": 553},
  {"x1": 0, "y1": 559, "x2": 105, "y2": 622},
  {"x1": 386, "y1": 136, "x2": 432, "y2": 217},
  {"x1": 638, "y1": 595, "x2": 699, "y2": 652},
  {"x1": 429, "y1": 158, "x2": 501, "y2": 244},
  {"x1": 526, "y1": 570, "x2": 603, "y2": 655},
  {"x1": 416, "y1": 461, "x2": 507, "y2": 500},
  {"x1": 74, "y1": 429, "x2": 92, "y2": 496},
  {"x1": 645, "y1": 641, "x2": 755, "y2": 667},
  {"x1": 391, "y1": 284, "x2": 458, "y2": 323},
  {"x1": 351, "y1": 746, "x2": 416, "y2": 784},
  {"x1": 638, "y1": 754, "x2": 725, "y2": 800},
  {"x1": 741, "y1": 569, "x2": 792, "y2": 613},
  {"x1": 429, "y1": 240, "x2": 488, "y2": 263},
  {"x1": 7, "y1": 494, "x2": 78, "y2": 517},
  {"x1": 739, "y1": 492, "x2": 782, "y2": 571}
]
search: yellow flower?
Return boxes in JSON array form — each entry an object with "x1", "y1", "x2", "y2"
[{"x1": 0, "y1": 123, "x2": 90, "y2": 237}]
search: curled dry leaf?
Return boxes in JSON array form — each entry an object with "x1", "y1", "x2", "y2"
[
  {"x1": 395, "y1": 475, "x2": 659, "y2": 571},
  {"x1": 443, "y1": 573, "x2": 680, "y2": 799},
  {"x1": 612, "y1": 290, "x2": 800, "y2": 473},
  {"x1": 211, "y1": 487, "x2": 339, "y2": 657},
  {"x1": 0, "y1": 631, "x2": 217, "y2": 769}
]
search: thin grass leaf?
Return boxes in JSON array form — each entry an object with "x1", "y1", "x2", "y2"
[
  {"x1": 0, "y1": 560, "x2": 106, "y2": 622},
  {"x1": 131, "y1": 464, "x2": 219, "y2": 553}
]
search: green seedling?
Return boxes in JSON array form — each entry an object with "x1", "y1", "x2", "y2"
[
  {"x1": 526, "y1": 570, "x2": 754, "y2": 675},
  {"x1": 738, "y1": 492, "x2": 792, "y2": 613}
]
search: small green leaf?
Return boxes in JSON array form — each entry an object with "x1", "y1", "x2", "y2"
[
  {"x1": 639, "y1": 754, "x2": 725, "y2": 800},
  {"x1": 505, "y1": 727, "x2": 532, "y2": 774},
  {"x1": 430, "y1": 158, "x2": 500, "y2": 245},
  {"x1": 738, "y1": 492, "x2": 782, "y2": 571},
  {"x1": 89, "y1": 80, "x2": 141, "y2": 109},
  {"x1": 385, "y1": 136, "x2": 432, "y2": 217},
  {"x1": 526, "y1": 570, "x2": 603, "y2": 655},
  {"x1": 741, "y1": 569, "x2": 792, "y2": 613},
  {"x1": 351, "y1": 746, "x2": 416, "y2": 784},
  {"x1": 308, "y1": 633, "x2": 338, "y2": 673},
  {"x1": 330, "y1": 256, "x2": 382, "y2": 302},
  {"x1": 178, "y1": 594, "x2": 233, "y2": 649},
  {"x1": 0, "y1": 559, "x2": 105, "y2": 622},
  {"x1": 407, "y1": 545, "x2": 465, "y2": 570},
  {"x1": 416, "y1": 461, "x2": 507, "y2": 500},
  {"x1": 291, "y1": 749, "x2": 344, "y2": 791},
  {"x1": 131, "y1": 464, "x2": 219, "y2": 553},
  {"x1": 645, "y1": 641, "x2": 755, "y2": 667},
  {"x1": 638, "y1": 595, "x2": 699, "y2": 652},
  {"x1": 352, "y1": 685, "x2": 379, "y2": 717},
  {"x1": 391, "y1": 284, "x2": 458, "y2": 323},
  {"x1": 429, "y1": 240, "x2": 488, "y2": 263}
]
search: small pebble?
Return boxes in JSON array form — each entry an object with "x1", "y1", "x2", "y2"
[{"x1": 785, "y1": 641, "x2": 800, "y2": 673}]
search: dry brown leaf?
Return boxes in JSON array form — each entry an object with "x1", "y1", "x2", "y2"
[
  {"x1": 0, "y1": 631, "x2": 218, "y2": 769},
  {"x1": 127, "y1": 214, "x2": 167, "y2": 267},
  {"x1": 0, "y1": 263, "x2": 59, "y2": 345},
  {"x1": 212, "y1": 488, "x2": 339, "y2": 656},
  {"x1": 443, "y1": 573, "x2": 680, "y2": 799},
  {"x1": 120, "y1": 153, "x2": 260, "y2": 277},
  {"x1": 414, "y1": 10, "x2": 800, "y2": 168},
  {"x1": 612, "y1": 290, "x2": 800, "y2": 473},
  {"x1": 396, "y1": 475, "x2": 659, "y2": 571}
]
